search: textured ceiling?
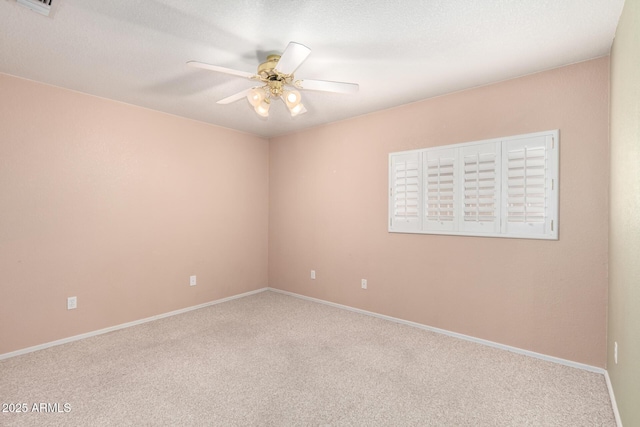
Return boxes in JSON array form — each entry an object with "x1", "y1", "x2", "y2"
[{"x1": 0, "y1": 0, "x2": 625, "y2": 138}]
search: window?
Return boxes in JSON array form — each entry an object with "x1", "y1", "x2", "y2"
[{"x1": 389, "y1": 130, "x2": 558, "y2": 240}]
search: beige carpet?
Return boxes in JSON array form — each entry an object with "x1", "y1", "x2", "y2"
[{"x1": 0, "y1": 290, "x2": 615, "y2": 426}]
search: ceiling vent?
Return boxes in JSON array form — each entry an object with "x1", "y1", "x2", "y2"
[{"x1": 17, "y1": 0, "x2": 52, "y2": 16}]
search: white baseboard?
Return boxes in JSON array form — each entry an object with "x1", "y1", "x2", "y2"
[
  {"x1": 605, "y1": 370, "x2": 624, "y2": 426},
  {"x1": 1, "y1": 285, "x2": 622, "y2": 426},
  {"x1": 270, "y1": 287, "x2": 625, "y2": 424},
  {"x1": 0, "y1": 287, "x2": 269, "y2": 361},
  {"x1": 268, "y1": 287, "x2": 606, "y2": 375}
]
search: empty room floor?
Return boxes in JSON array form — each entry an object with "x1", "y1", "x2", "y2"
[{"x1": 0, "y1": 290, "x2": 615, "y2": 426}]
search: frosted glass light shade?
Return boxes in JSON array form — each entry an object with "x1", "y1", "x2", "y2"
[
  {"x1": 283, "y1": 90, "x2": 302, "y2": 109},
  {"x1": 290, "y1": 103, "x2": 307, "y2": 117},
  {"x1": 255, "y1": 100, "x2": 270, "y2": 117},
  {"x1": 247, "y1": 87, "x2": 267, "y2": 107}
]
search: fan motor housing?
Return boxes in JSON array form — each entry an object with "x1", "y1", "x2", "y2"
[{"x1": 257, "y1": 55, "x2": 282, "y2": 78}]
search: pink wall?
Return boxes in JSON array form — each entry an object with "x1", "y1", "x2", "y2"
[
  {"x1": 1, "y1": 58, "x2": 610, "y2": 367},
  {"x1": 269, "y1": 57, "x2": 610, "y2": 367},
  {"x1": 0, "y1": 74, "x2": 269, "y2": 355}
]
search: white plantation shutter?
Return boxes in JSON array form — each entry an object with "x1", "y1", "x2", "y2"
[
  {"x1": 502, "y1": 134, "x2": 557, "y2": 238},
  {"x1": 461, "y1": 142, "x2": 501, "y2": 233},
  {"x1": 389, "y1": 130, "x2": 558, "y2": 239},
  {"x1": 389, "y1": 152, "x2": 422, "y2": 232},
  {"x1": 424, "y1": 148, "x2": 457, "y2": 231}
]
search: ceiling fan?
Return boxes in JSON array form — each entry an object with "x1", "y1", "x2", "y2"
[{"x1": 187, "y1": 42, "x2": 359, "y2": 118}]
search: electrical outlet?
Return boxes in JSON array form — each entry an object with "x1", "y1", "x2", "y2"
[
  {"x1": 67, "y1": 296, "x2": 77, "y2": 310},
  {"x1": 614, "y1": 341, "x2": 618, "y2": 364},
  {"x1": 190, "y1": 275, "x2": 197, "y2": 286},
  {"x1": 310, "y1": 270, "x2": 316, "y2": 280},
  {"x1": 361, "y1": 279, "x2": 367, "y2": 289}
]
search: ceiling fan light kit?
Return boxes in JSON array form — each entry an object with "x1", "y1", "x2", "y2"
[
  {"x1": 188, "y1": 42, "x2": 359, "y2": 119},
  {"x1": 247, "y1": 77, "x2": 304, "y2": 118}
]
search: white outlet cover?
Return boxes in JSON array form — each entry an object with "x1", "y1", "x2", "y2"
[
  {"x1": 311, "y1": 270, "x2": 316, "y2": 280},
  {"x1": 190, "y1": 275, "x2": 197, "y2": 286},
  {"x1": 361, "y1": 279, "x2": 367, "y2": 289},
  {"x1": 67, "y1": 296, "x2": 77, "y2": 310}
]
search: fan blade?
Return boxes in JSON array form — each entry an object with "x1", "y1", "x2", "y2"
[
  {"x1": 187, "y1": 61, "x2": 256, "y2": 79},
  {"x1": 274, "y1": 42, "x2": 311, "y2": 75},
  {"x1": 217, "y1": 88, "x2": 254, "y2": 105},
  {"x1": 296, "y1": 79, "x2": 359, "y2": 94}
]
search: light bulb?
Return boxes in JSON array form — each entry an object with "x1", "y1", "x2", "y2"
[
  {"x1": 283, "y1": 89, "x2": 302, "y2": 109},
  {"x1": 255, "y1": 100, "x2": 270, "y2": 117},
  {"x1": 247, "y1": 87, "x2": 266, "y2": 107}
]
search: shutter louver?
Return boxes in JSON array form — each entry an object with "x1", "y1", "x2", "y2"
[
  {"x1": 389, "y1": 152, "x2": 422, "y2": 232},
  {"x1": 461, "y1": 142, "x2": 500, "y2": 233},
  {"x1": 507, "y1": 147, "x2": 546, "y2": 223},
  {"x1": 424, "y1": 148, "x2": 457, "y2": 231}
]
